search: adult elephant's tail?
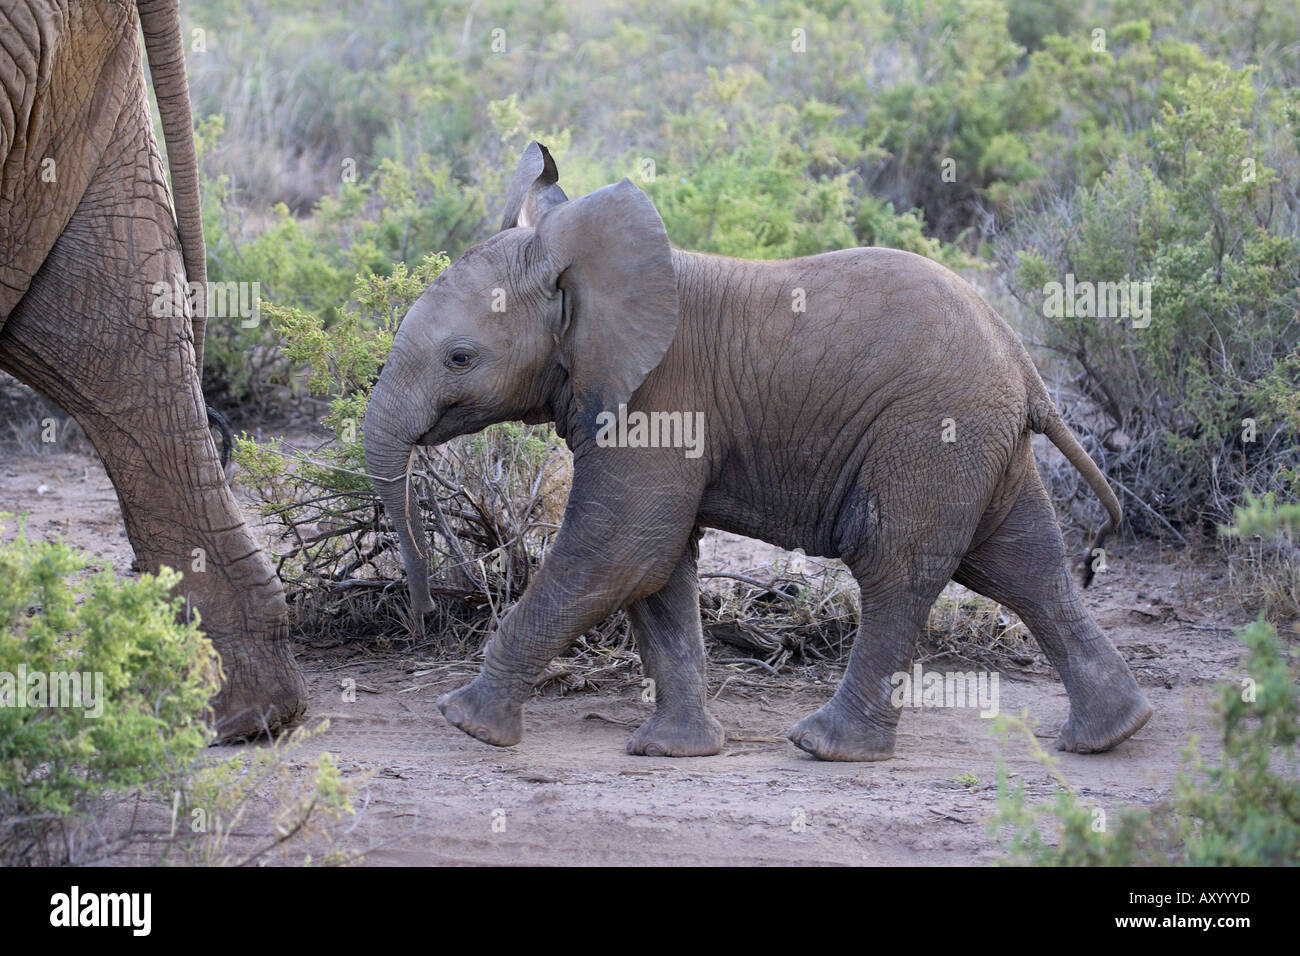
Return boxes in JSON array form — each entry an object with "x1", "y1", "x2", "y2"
[
  {"x1": 1033, "y1": 408, "x2": 1123, "y2": 588},
  {"x1": 137, "y1": 0, "x2": 208, "y2": 371}
]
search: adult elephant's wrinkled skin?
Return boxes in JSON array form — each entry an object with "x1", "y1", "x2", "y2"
[
  {"x1": 0, "y1": 0, "x2": 306, "y2": 739},
  {"x1": 365, "y1": 142, "x2": 1152, "y2": 762}
]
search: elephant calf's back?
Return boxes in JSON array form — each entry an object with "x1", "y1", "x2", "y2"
[
  {"x1": 733, "y1": 246, "x2": 1036, "y2": 436},
  {"x1": 687, "y1": 246, "x2": 1036, "y2": 557}
]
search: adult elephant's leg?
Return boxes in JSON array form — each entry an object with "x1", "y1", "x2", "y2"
[
  {"x1": 0, "y1": 93, "x2": 305, "y2": 740},
  {"x1": 1, "y1": 239, "x2": 305, "y2": 739},
  {"x1": 954, "y1": 471, "x2": 1151, "y2": 753},
  {"x1": 625, "y1": 542, "x2": 725, "y2": 757},
  {"x1": 438, "y1": 458, "x2": 701, "y2": 747}
]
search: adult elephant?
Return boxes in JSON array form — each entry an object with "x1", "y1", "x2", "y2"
[
  {"x1": 0, "y1": 0, "x2": 306, "y2": 738},
  {"x1": 365, "y1": 142, "x2": 1152, "y2": 762}
]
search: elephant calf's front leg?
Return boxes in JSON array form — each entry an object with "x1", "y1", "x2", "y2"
[
  {"x1": 625, "y1": 549, "x2": 725, "y2": 757},
  {"x1": 437, "y1": 494, "x2": 698, "y2": 748}
]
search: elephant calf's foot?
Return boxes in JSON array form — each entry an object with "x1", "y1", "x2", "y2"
[
  {"x1": 437, "y1": 679, "x2": 524, "y2": 747},
  {"x1": 627, "y1": 709, "x2": 725, "y2": 757},
  {"x1": 1056, "y1": 688, "x2": 1152, "y2": 754},
  {"x1": 788, "y1": 700, "x2": 896, "y2": 762}
]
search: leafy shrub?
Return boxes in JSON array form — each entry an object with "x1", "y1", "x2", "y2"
[
  {"x1": 0, "y1": 519, "x2": 216, "y2": 863},
  {"x1": 198, "y1": 118, "x2": 488, "y2": 414},
  {"x1": 992, "y1": 614, "x2": 1298, "y2": 865},
  {"x1": 0, "y1": 518, "x2": 357, "y2": 865},
  {"x1": 999, "y1": 62, "x2": 1300, "y2": 536}
]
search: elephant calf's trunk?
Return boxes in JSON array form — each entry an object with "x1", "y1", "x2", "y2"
[{"x1": 365, "y1": 432, "x2": 433, "y2": 620}]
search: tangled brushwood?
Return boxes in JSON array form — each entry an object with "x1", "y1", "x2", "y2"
[{"x1": 239, "y1": 421, "x2": 571, "y2": 655}]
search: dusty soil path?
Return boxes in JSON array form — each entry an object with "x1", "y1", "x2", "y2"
[{"x1": 0, "y1": 441, "x2": 1250, "y2": 865}]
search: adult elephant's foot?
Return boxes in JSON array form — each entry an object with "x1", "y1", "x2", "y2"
[
  {"x1": 627, "y1": 709, "x2": 725, "y2": 757},
  {"x1": 437, "y1": 678, "x2": 524, "y2": 747},
  {"x1": 1056, "y1": 688, "x2": 1152, "y2": 754},
  {"x1": 212, "y1": 641, "x2": 308, "y2": 742},
  {"x1": 788, "y1": 699, "x2": 896, "y2": 762}
]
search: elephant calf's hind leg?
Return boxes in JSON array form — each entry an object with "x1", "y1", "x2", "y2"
[
  {"x1": 954, "y1": 475, "x2": 1151, "y2": 753},
  {"x1": 788, "y1": 590, "x2": 938, "y2": 761},
  {"x1": 625, "y1": 549, "x2": 725, "y2": 757}
]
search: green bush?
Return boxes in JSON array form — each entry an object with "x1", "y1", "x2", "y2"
[
  {"x1": 999, "y1": 61, "x2": 1300, "y2": 535},
  {"x1": 198, "y1": 117, "x2": 488, "y2": 412},
  {"x1": 992, "y1": 614, "x2": 1298, "y2": 865},
  {"x1": 165, "y1": 722, "x2": 359, "y2": 867},
  {"x1": 0, "y1": 518, "x2": 359, "y2": 865},
  {"x1": 0, "y1": 518, "x2": 218, "y2": 864},
  {"x1": 180, "y1": 0, "x2": 1300, "y2": 252}
]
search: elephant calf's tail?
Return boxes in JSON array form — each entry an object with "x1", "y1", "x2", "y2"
[{"x1": 1035, "y1": 410, "x2": 1123, "y2": 588}]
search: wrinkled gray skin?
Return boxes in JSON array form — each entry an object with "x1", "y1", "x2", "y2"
[
  {"x1": 365, "y1": 142, "x2": 1152, "y2": 761},
  {"x1": 0, "y1": 0, "x2": 306, "y2": 738}
]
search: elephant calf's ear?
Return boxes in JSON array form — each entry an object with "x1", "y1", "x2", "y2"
[
  {"x1": 531, "y1": 179, "x2": 679, "y2": 437},
  {"x1": 501, "y1": 141, "x2": 569, "y2": 230}
]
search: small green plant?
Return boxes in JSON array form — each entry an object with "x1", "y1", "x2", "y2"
[
  {"x1": 990, "y1": 711, "x2": 1169, "y2": 865},
  {"x1": 1223, "y1": 492, "x2": 1300, "y2": 627},
  {"x1": 165, "y1": 722, "x2": 361, "y2": 867}
]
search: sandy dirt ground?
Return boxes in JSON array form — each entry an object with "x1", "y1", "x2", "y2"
[{"x1": 0, "y1": 436, "x2": 1252, "y2": 865}]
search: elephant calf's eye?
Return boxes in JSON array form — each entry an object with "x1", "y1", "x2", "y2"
[{"x1": 447, "y1": 350, "x2": 473, "y2": 368}]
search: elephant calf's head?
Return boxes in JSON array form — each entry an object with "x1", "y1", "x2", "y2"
[{"x1": 363, "y1": 142, "x2": 680, "y2": 615}]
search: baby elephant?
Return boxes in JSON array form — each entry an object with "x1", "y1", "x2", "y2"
[{"x1": 364, "y1": 142, "x2": 1152, "y2": 761}]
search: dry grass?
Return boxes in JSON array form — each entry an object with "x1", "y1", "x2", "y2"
[
  {"x1": 1224, "y1": 535, "x2": 1300, "y2": 633},
  {"x1": 0, "y1": 373, "x2": 91, "y2": 456},
  {"x1": 919, "y1": 586, "x2": 1041, "y2": 673}
]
